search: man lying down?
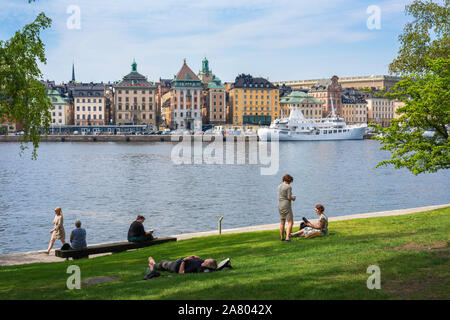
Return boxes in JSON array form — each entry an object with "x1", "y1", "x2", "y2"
[{"x1": 145, "y1": 255, "x2": 231, "y2": 279}]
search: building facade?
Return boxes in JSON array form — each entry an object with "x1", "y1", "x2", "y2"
[
  {"x1": 367, "y1": 97, "x2": 397, "y2": 127},
  {"x1": 73, "y1": 83, "x2": 106, "y2": 126},
  {"x1": 308, "y1": 75, "x2": 342, "y2": 117},
  {"x1": 169, "y1": 59, "x2": 203, "y2": 130},
  {"x1": 279, "y1": 91, "x2": 323, "y2": 119},
  {"x1": 229, "y1": 74, "x2": 280, "y2": 125},
  {"x1": 113, "y1": 60, "x2": 157, "y2": 128},
  {"x1": 48, "y1": 89, "x2": 72, "y2": 125},
  {"x1": 341, "y1": 89, "x2": 368, "y2": 124},
  {"x1": 274, "y1": 75, "x2": 401, "y2": 90},
  {"x1": 205, "y1": 76, "x2": 226, "y2": 124}
]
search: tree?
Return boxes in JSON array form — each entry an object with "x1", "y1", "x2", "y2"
[
  {"x1": 373, "y1": 0, "x2": 449, "y2": 175},
  {"x1": 374, "y1": 58, "x2": 449, "y2": 174},
  {"x1": 0, "y1": 2, "x2": 52, "y2": 159},
  {"x1": 389, "y1": 0, "x2": 449, "y2": 75}
]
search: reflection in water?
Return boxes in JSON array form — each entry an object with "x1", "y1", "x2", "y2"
[{"x1": 0, "y1": 140, "x2": 448, "y2": 254}]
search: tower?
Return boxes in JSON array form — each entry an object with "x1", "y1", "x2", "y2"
[
  {"x1": 71, "y1": 62, "x2": 75, "y2": 83},
  {"x1": 198, "y1": 57, "x2": 213, "y2": 84}
]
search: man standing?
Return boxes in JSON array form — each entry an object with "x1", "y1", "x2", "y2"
[{"x1": 127, "y1": 215, "x2": 155, "y2": 242}]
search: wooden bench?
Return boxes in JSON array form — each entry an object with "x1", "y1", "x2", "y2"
[{"x1": 55, "y1": 237, "x2": 177, "y2": 259}]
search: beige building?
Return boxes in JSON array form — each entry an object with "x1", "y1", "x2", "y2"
[
  {"x1": 279, "y1": 91, "x2": 323, "y2": 119},
  {"x1": 274, "y1": 75, "x2": 401, "y2": 90},
  {"x1": 367, "y1": 97, "x2": 397, "y2": 127},
  {"x1": 205, "y1": 76, "x2": 226, "y2": 124},
  {"x1": 341, "y1": 89, "x2": 368, "y2": 124},
  {"x1": 113, "y1": 60, "x2": 157, "y2": 128},
  {"x1": 308, "y1": 76, "x2": 342, "y2": 117},
  {"x1": 73, "y1": 83, "x2": 106, "y2": 126},
  {"x1": 169, "y1": 59, "x2": 203, "y2": 130}
]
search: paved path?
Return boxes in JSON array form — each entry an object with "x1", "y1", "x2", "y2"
[{"x1": 1, "y1": 204, "x2": 448, "y2": 267}]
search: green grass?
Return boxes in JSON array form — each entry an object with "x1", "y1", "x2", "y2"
[{"x1": 0, "y1": 207, "x2": 449, "y2": 300}]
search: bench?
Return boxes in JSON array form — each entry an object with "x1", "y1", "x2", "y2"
[{"x1": 55, "y1": 237, "x2": 177, "y2": 259}]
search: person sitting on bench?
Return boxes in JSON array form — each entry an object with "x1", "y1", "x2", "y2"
[
  {"x1": 127, "y1": 215, "x2": 155, "y2": 242},
  {"x1": 147, "y1": 255, "x2": 217, "y2": 274},
  {"x1": 70, "y1": 220, "x2": 87, "y2": 249}
]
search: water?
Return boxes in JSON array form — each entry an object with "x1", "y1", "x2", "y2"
[{"x1": 0, "y1": 140, "x2": 448, "y2": 254}]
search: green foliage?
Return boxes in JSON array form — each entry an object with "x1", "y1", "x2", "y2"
[
  {"x1": 0, "y1": 207, "x2": 449, "y2": 300},
  {"x1": 373, "y1": 58, "x2": 450, "y2": 175},
  {"x1": 389, "y1": 0, "x2": 450, "y2": 75},
  {"x1": 0, "y1": 10, "x2": 52, "y2": 159}
]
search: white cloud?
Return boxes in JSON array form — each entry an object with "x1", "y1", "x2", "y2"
[{"x1": 2, "y1": 0, "x2": 405, "y2": 82}]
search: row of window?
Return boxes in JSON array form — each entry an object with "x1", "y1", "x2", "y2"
[
  {"x1": 173, "y1": 112, "x2": 199, "y2": 118},
  {"x1": 76, "y1": 114, "x2": 103, "y2": 120},
  {"x1": 117, "y1": 113, "x2": 153, "y2": 120},
  {"x1": 76, "y1": 98, "x2": 103, "y2": 103},
  {"x1": 237, "y1": 101, "x2": 278, "y2": 106},
  {"x1": 117, "y1": 90, "x2": 154, "y2": 95},
  {"x1": 118, "y1": 104, "x2": 153, "y2": 111},
  {"x1": 343, "y1": 110, "x2": 366, "y2": 115},
  {"x1": 241, "y1": 89, "x2": 278, "y2": 93},
  {"x1": 51, "y1": 105, "x2": 64, "y2": 110},
  {"x1": 76, "y1": 106, "x2": 103, "y2": 112},
  {"x1": 118, "y1": 97, "x2": 153, "y2": 102}
]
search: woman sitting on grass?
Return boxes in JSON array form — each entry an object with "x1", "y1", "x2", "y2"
[{"x1": 291, "y1": 204, "x2": 328, "y2": 239}]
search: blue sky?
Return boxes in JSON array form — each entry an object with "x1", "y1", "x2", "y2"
[{"x1": 0, "y1": 0, "x2": 413, "y2": 83}]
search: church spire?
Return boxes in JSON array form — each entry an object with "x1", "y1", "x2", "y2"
[{"x1": 71, "y1": 62, "x2": 75, "y2": 83}]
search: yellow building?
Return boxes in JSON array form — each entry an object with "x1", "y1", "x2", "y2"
[{"x1": 229, "y1": 74, "x2": 279, "y2": 125}]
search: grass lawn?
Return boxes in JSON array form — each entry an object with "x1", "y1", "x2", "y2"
[{"x1": 0, "y1": 207, "x2": 449, "y2": 300}]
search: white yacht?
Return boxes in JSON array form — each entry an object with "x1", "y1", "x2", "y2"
[{"x1": 258, "y1": 100, "x2": 366, "y2": 141}]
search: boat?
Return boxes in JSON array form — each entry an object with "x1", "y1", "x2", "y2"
[{"x1": 258, "y1": 98, "x2": 366, "y2": 141}]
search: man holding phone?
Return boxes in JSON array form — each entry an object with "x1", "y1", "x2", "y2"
[{"x1": 127, "y1": 215, "x2": 155, "y2": 242}]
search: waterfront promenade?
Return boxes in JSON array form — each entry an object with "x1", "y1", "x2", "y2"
[{"x1": 0, "y1": 204, "x2": 447, "y2": 266}]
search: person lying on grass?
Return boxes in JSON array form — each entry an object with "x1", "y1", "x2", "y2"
[
  {"x1": 290, "y1": 204, "x2": 328, "y2": 239},
  {"x1": 147, "y1": 255, "x2": 218, "y2": 274}
]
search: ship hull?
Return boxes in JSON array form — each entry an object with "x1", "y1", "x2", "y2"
[{"x1": 258, "y1": 126, "x2": 366, "y2": 141}]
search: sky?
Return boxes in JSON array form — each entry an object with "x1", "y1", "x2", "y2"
[{"x1": 0, "y1": 0, "x2": 414, "y2": 84}]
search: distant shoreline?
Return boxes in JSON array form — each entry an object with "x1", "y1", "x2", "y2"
[{"x1": 0, "y1": 133, "x2": 376, "y2": 143}]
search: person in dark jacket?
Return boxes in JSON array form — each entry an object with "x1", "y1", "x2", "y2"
[
  {"x1": 127, "y1": 215, "x2": 155, "y2": 242},
  {"x1": 147, "y1": 255, "x2": 217, "y2": 274}
]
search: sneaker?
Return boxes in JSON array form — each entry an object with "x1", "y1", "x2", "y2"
[{"x1": 217, "y1": 258, "x2": 231, "y2": 271}]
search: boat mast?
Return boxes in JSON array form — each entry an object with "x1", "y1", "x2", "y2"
[{"x1": 329, "y1": 95, "x2": 337, "y2": 118}]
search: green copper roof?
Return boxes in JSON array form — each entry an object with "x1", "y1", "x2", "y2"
[
  {"x1": 207, "y1": 76, "x2": 225, "y2": 89},
  {"x1": 47, "y1": 89, "x2": 68, "y2": 104},
  {"x1": 280, "y1": 91, "x2": 322, "y2": 105}
]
